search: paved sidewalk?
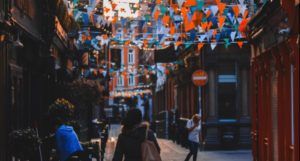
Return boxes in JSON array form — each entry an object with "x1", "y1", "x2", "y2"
[
  {"x1": 103, "y1": 124, "x2": 252, "y2": 161},
  {"x1": 159, "y1": 139, "x2": 252, "y2": 161}
]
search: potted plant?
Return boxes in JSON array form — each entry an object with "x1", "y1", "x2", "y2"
[{"x1": 8, "y1": 128, "x2": 42, "y2": 160}]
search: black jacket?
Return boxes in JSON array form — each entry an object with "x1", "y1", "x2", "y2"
[{"x1": 112, "y1": 124, "x2": 160, "y2": 161}]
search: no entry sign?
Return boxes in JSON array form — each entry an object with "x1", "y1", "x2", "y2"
[{"x1": 192, "y1": 70, "x2": 208, "y2": 86}]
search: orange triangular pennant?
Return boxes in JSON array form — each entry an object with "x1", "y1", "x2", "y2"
[
  {"x1": 185, "y1": 0, "x2": 197, "y2": 6},
  {"x1": 198, "y1": 43, "x2": 204, "y2": 51},
  {"x1": 156, "y1": 0, "x2": 162, "y2": 4},
  {"x1": 184, "y1": 19, "x2": 195, "y2": 32},
  {"x1": 232, "y1": 5, "x2": 239, "y2": 17},
  {"x1": 207, "y1": 21, "x2": 213, "y2": 30},
  {"x1": 125, "y1": 40, "x2": 130, "y2": 45},
  {"x1": 192, "y1": 11, "x2": 202, "y2": 26},
  {"x1": 176, "y1": 41, "x2": 183, "y2": 46},
  {"x1": 162, "y1": 15, "x2": 170, "y2": 25},
  {"x1": 154, "y1": 9, "x2": 160, "y2": 21},
  {"x1": 243, "y1": 10, "x2": 249, "y2": 19},
  {"x1": 170, "y1": 23, "x2": 175, "y2": 35},
  {"x1": 215, "y1": 0, "x2": 221, "y2": 4},
  {"x1": 201, "y1": 22, "x2": 208, "y2": 31},
  {"x1": 238, "y1": 18, "x2": 249, "y2": 33},
  {"x1": 218, "y1": 16, "x2": 226, "y2": 29},
  {"x1": 111, "y1": 3, "x2": 117, "y2": 10},
  {"x1": 217, "y1": 3, "x2": 226, "y2": 15},
  {"x1": 237, "y1": 41, "x2": 243, "y2": 48},
  {"x1": 212, "y1": 29, "x2": 217, "y2": 36},
  {"x1": 206, "y1": 10, "x2": 211, "y2": 18}
]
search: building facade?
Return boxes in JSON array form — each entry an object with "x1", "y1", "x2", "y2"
[
  {"x1": 248, "y1": 1, "x2": 299, "y2": 161},
  {"x1": 0, "y1": 0, "x2": 78, "y2": 160}
]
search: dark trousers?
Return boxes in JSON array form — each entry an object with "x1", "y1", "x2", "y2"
[{"x1": 184, "y1": 140, "x2": 199, "y2": 161}]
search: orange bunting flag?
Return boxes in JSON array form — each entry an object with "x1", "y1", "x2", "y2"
[
  {"x1": 170, "y1": 23, "x2": 176, "y2": 35},
  {"x1": 212, "y1": 29, "x2": 217, "y2": 36},
  {"x1": 125, "y1": 40, "x2": 130, "y2": 45},
  {"x1": 232, "y1": 5, "x2": 239, "y2": 17},
  {"x1": 111, "y1": 3, "x2": 117, "y2": 10},
  {"x1": 218, "y1": 16, "x2": 226, "y2": 29},
  {"x1": 215, "y1": 0, "x2": 221, "y2": 4},
  {"x1": 171, "y1": 4, "x2": 178, "y2": 13},
  {"x1": 154, "y1": 10, "x2": 160, "y2": 21},
  {"x1": 112, "y1": 16, "x2": 118, "y2": 24},
  {"x1": 185, "y1": 0, "x2": 197, "y2": 6},
  {"x1": 198, "y1": 43, "x2": 204, "y2": 51},
  {"x1": 184, "y1": 19, "x2": 195, "y2": 32},
  {"x1": 206, "y1": 10, "x2": 211, "y2": 18},
  {"x1": 181, "y1": 7, "x2": 189, "y2": 18},
  {"x1": 120, "y1": 8, "x2": 126, "y2": 13},
  {"x1": 243, "y1": 10, "x2": 249, "y2": 19},
  {"x1": 175, "y1": 41, "x2": 183, "y2": 47},
  {"x1": 192, "y1": 11, "x2": 202, "y2": 26},
  {"x1": 237, "y1": 41, "x2": 243, "y2": 48},
  {"x1": 207, "y1": 21, "x2": 213, "y2": 30},
  {"x1": 238, "y1": 18, "x2": 249, "y2": 33},
  {"x1": 217, "y1": 3, "x2": 226, "y2": 15},
  {"x1": 162, "y1": 15, "x2": 170, "y2": 25},
  {"x1": 104, "y1": 7, "x2": 110, "y2": 13},
  {"x1": 201, "y1": 22, "x2": 208, "y2": 31},
  {"x1": 156, "y1": 0, "x2": 162, "y2": 4}
]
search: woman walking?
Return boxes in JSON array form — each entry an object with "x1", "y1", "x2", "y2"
[
  {"x1": 112, "y1": 108, "x2": 160, "y2": 161},
  {"x1": 184, "y1": 114, "x2": 201, "y2": 161}
]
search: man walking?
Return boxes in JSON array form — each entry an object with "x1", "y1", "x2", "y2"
[{"x1": 184, "y1": 114, "x2": 201, "y2": 161}]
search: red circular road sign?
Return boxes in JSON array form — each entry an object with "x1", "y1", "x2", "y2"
[{"x1": 192, "y1": 70, "x2": 208, "y2": 86}]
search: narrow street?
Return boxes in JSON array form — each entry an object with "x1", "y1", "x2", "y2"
[
  {"x1": 103, "y1": 124, "x2": 252, "y2": 161},
  {"x1": 0, "y1": 0, "x2": 298, "y2": 161}
]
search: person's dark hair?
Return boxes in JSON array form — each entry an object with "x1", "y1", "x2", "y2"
[{"x1": 122, "y1": 108, "x2": 142, "y2": 133}]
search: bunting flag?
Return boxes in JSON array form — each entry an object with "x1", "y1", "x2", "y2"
[
  {"x1": 70, "y1": 0, "x2": 252, "y2": 53},
  {"x1": 210, "y1": 42, "x2": 217, "y2": 50},
  {"x1": 177, "y1": 0, "x2": 185, "y2": 8},
  {"x1": 198, "y1": 34, "x2": 206, "y2": 42},
  {"x1": 218, "y1": 16, "x2": 226, "y2": 29},
  {"x1": 232, "y1": 5, "x2": 240, "y2": 17},
  {"x1": 198, "y1": 43, "x2": 204, "y2": 51},
  {"x1": 224, "y1": 38, "x2": 230, "y2": 48},
  {"x1": 210, "y1": 5, "x2": 219, "y2": 16},
  {"x1": 162, "y1": 15, "x2": 170, "y2": 26},
  {"x1": 230, "y1": 31, "x2": 236, "y2": 42},
  {"x1": 186, "y1": 0, "x2": 197, "y2": 6},
  {"x1": 237, "y1": 41, "x2": 243, "y2": 48},
  {"x1": 170, "y1": 23, "x2": 176, "y2": 35},
  {"x1": 154, "y1": 9, "x2": 160, "y2": 21},
  {"x1": 217, "y1": 3, "x2": 226, "y2": 15}
]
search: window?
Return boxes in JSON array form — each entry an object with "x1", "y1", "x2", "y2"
[
  {"x1": 117, "y1": 75, "x2": 124, "y2": 86},
  {"x1": 129, "y1": 75, "x2": 135, "y2": 86},
  {"x1": 128, "y1": 49, "x2": 134, "y2": 64}
]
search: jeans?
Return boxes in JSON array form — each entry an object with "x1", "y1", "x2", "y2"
[{"x1": 184, "y1": 140, "x2": 199, "y2": 161}]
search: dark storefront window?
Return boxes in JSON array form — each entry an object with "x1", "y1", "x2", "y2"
[{"x1": 218, "y1": 62, "x2": 237, "y2": 119}]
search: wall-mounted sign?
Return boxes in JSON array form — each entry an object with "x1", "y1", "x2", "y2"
[{"x1": 192, "y1": 70, "x2": 208, "y2": 86}]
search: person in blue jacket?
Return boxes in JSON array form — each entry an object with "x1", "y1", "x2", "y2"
[{"x1": 55, "y1": 124, "x2": 83, "y2": 161}]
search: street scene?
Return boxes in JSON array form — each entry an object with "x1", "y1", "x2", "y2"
[{"x1": 0, "y1": 0, "x2": 299, "y2": 161}]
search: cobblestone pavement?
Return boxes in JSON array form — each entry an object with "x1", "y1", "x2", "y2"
[{"x1": 103, "y1": 124, "x2": 252, "y2": 161}]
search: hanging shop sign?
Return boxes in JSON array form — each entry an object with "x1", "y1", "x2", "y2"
[{"x1": 192, "y1": 69, "x2": 208, "y2": 86}]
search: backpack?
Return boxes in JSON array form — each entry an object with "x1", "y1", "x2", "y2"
[{"x1": 141, "y1": 129, "x2": 162, "y2": 161}]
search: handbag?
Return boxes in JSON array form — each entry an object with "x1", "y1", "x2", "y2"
[{"x1": 141, "y1": 127, "x2": 162, "y2": 161}]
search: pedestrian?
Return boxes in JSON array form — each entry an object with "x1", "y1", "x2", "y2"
[
  {"x1": 54, "y1": 120, "x2": 83, "y2": 161},
  {"x1": 112, "y1": 108, "x2": 161, "y2": 161},
  {"x1": 184, "y1": 114, "x2": 201, "y2": 161}
]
